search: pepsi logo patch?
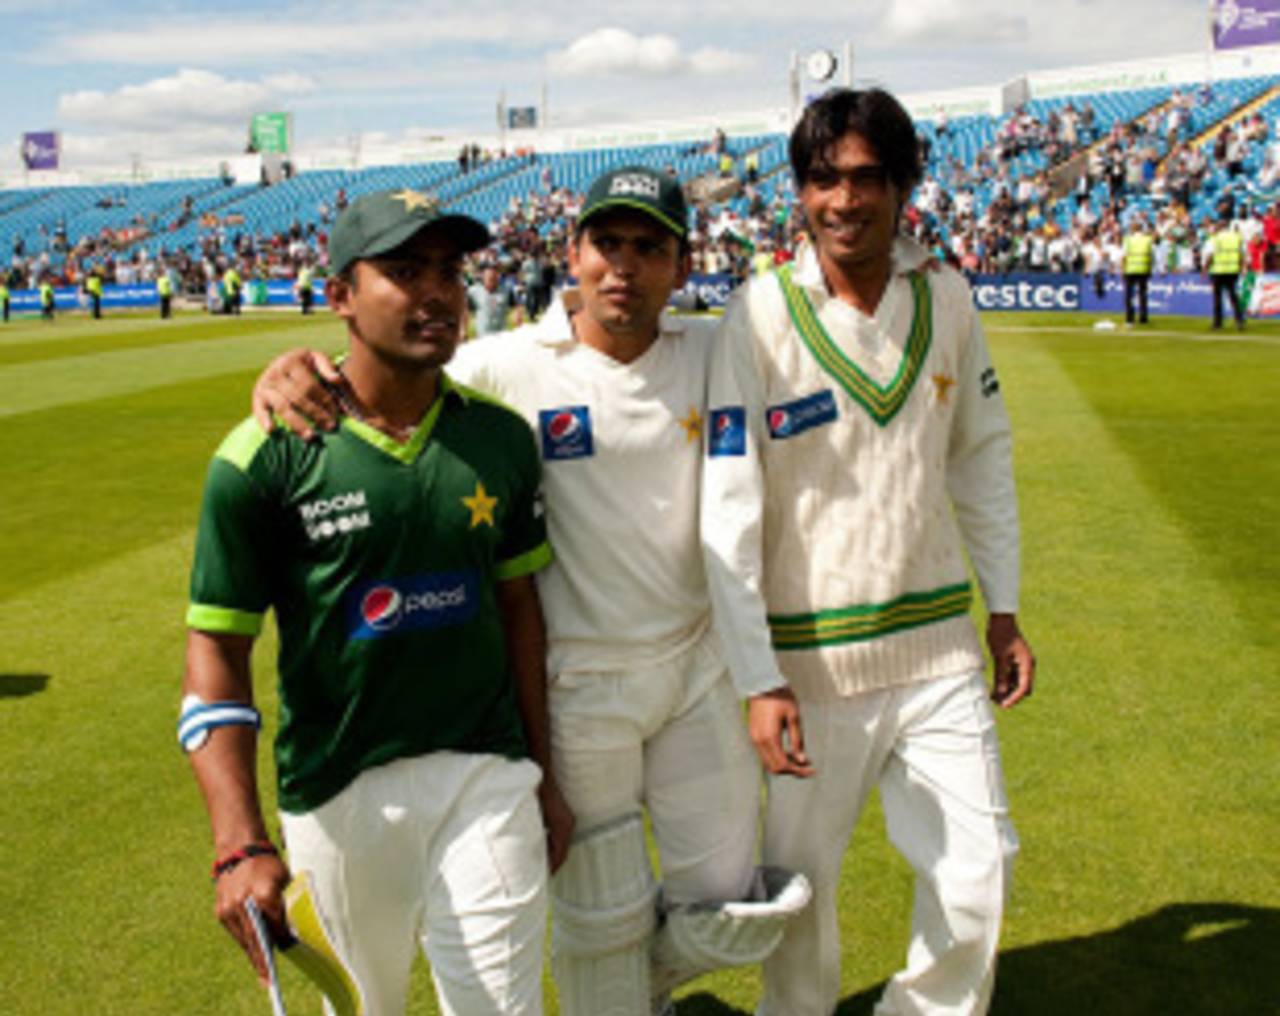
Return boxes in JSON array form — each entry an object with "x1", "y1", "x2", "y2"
[
  {"x1": 767, "y1": 389, "x2": 837, "y2": 440},
  {"x1": 539, "y1": 405, "x2": 594, "y2": 461},
  {"x1": 361, "y1": 586, "x2": 403, "y2": 631},
  {"x1": 348, "y1": 571, "x2": 479, "y2": 641},
  {"x1": 707, "y1": 406, "x2": 746, "y2": 457}
]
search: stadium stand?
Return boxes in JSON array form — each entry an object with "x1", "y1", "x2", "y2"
[{"x1": 4, "y1": 66, "x2": 1279, "y2": 307}]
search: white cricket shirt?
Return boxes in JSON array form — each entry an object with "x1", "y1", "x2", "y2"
[{"x1": 450, "y1": 291, "x2": 717, "y2": 674}]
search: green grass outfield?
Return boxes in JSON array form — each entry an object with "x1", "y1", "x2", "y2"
[{"x1": 1, "y1": 308, "x2": 1276, "y2": 1014}]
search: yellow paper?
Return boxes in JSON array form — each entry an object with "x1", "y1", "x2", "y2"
[{"x1": 280, "y1": 872, "x2": 365, "y2": 1016}]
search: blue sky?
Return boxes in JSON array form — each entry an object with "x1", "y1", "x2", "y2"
[{"x1": 0, "y1": 0, "x2": 1214, "y2": 174}]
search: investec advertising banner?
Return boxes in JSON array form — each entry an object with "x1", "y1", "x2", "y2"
[
  {"x1": 1212, "y1": 0, "x2": 1280, "y2": 49},
  {"x1": 970, "y1": 274, "x2": 1082, "y2": 311},
  {"x1": 966, "y1": 272, "x2": 1264, "y2": 317},
  {"x1": 20, "y1": 130, "x2": 59, "y2": 170}
]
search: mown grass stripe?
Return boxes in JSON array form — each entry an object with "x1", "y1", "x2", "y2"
[
  {"x1": 0, "y1": 321, "x2": 340, "y2": 418},
  {"x1": 0, "y1": 313, "x2": 329, "y2": 367}
]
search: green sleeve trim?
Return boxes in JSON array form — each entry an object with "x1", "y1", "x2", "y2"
[
  {"x1": 495, "y1": 541, "x2": 553, "y2": 581},
  {"x1": 186, "y1": 603, "x2": 265, "y2": 636},
  {"x1": 214, "y1": 417, "x2": 271, "y2": 472}
]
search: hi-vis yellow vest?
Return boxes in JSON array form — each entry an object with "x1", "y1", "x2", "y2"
[
  {"x1": 1123, "y1": 233, "x2": 1153, "y2": 275},
  {"x1": 1210, "y1": 230, "x2": 1243, "y2": 274}
]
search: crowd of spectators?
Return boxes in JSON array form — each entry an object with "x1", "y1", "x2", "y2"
[{"x1": 910, "y1": 88, "x2": 1280, "y2": 278}]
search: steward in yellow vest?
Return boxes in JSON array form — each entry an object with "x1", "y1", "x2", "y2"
[
  {"x1": 1207, "y1": 221, "x2": 1245, "y2": 330},
  {"x1": 1122, "y1": 220, "x2": 1154, "y2": 325},
  {"x1": 222, "y1": 265, "x2": 243, "y2": 315},
  {"x1": 0, "y1": 279, "x2": 9, "y2": 323},
  {"x1": 84, "y1": 271, "x2": 104, "y2": 319},
  {"x1": 157, "y1": 272, "x2": 174, "y2": 319},
  {"x1": 295, "y1": 264, "x2": 315, "y2": 315}
]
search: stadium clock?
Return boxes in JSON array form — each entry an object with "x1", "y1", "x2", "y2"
[{"x1": 806, "y1": 49, "x2": 837, "y2": 82}]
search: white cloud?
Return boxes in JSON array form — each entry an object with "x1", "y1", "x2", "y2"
[
  {"x1": 262, "y1": 72, "x2": 317, "y2": 95},
  {"x1": 878, "y1": 0, "x2": 1029, "y2": 45},
  {"x1": 548, "y1": 28, "x2": 753, "y2": 77},
  {"x1": 57, "y1": 69, "x2": 317, "y2": 129},
  {"x1": 47, "y1": 10, "x2": 561, "y2": 65},
  {"x1": 59, "y1": 124, "x2": 248, "y2": 169}
]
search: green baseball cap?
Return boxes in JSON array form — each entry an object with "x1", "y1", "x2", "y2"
[
  {"x1": 578, "y1": 165, "x2": 688, "y2": 239},
  {"x1": 329, "y1": 188, "x2": 490, "y2": 276}
]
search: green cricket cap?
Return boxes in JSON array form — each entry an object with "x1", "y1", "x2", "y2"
[
  {"x1": 329, "y1": 188, "x2": 490, "y2": 276},
  {"x1": 578, "y1": 165, "x2": 688, "y2": 238}
]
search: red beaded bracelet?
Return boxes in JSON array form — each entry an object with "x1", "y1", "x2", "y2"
[{"x1": 211, "y1": 842, "x2": 279, "y2": 881}]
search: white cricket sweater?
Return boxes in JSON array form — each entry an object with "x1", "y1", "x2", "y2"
[
  {"x1": 450, "y1": 291, "x2": 718, "y2": 676},
  {"x1": 702, "y1": 240, "x2": 1021, "y2": 701}
]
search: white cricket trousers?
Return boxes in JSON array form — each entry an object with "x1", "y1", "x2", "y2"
[
  {"x1": 280, "y1": 752, "x2": 548, "y2": 1016},
  {"x1": 549, "y1": 628, "x2": 760, "y2": 904},
  {"x1": 759, "y1": 670, "x2": 1018, "y2": 1016}
]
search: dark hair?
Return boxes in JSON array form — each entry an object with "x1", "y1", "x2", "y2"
[
  {"x1": 790, "y1": 88, "x2": 923, "y2": 196},
  {"x1": 572, "y1": 211, "x2": 692, "y2": 260}
]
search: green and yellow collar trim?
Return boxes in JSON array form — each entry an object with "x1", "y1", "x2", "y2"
[{"x1": 776, "y1": 265, "x2": 932, "y2": 428}]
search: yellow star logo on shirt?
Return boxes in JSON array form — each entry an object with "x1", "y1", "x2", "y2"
[
  {"x1": 932, "y1": 372, "x2": 957, "y2": 404},
  {"x1": 679, "y1": 406, "x2": 703, "y2": 443},
  {"x1": 462, "y1": 481, "x2": 498, "y2": 528},
  {"x1": 390, "y1": 188, "x2": 436, "y2": 213}
]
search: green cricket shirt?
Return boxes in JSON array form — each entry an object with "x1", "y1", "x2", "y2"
[{"x1": 187, "y1": 374, "x2": 552, "y2": 813}]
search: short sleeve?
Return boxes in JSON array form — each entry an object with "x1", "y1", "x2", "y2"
[{"x1": 186, "y1": 454, "x2": 277, "y2": 636}]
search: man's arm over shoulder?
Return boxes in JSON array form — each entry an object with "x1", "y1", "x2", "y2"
[{"x1": 449, "y1": 323, "x2": 541, "y2": 403}]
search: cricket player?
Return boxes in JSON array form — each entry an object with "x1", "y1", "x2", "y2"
[
  {"x1": 251, "y1": 167, "x2": 810, "y2": 1015},
  {"x1": 702, "y1": 88, "x2": 1035, "y2": 1016},
  {"x1": 182, "y1": 190, "x2": 571, "y2": 1015}
]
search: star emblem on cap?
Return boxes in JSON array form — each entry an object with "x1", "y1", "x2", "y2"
[
  {"x1": 391, "y1": 188, "x2": 436, "y2": 212},
  {"x1": 679, "y1": 406, "x2": 703, "y2": 443},
  {"x1": 462, "y1": 480, "x2": 498, "y2": 529},
  {"x1": 932, "y1": 372, "x2": 957, "y2": 404}
]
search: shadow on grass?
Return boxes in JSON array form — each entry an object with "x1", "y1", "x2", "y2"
[
  {"x1": 0, "y1": 673, "x2": 50, "y2": 698},
  {"x1": 674, "y1": 902, "x2": 1280, "y2": 1015}
]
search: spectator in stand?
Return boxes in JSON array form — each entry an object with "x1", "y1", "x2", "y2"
[
  {"x1": 519, "y1": 253, "x2": 543, "y2": 320},
  {"x1": 467, "y1": 264, "x2": 514, "y2": 336}
]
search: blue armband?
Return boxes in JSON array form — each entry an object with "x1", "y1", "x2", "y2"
[{"x1": 177, "y1": 693, "x2": 261, "y2": 753}]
